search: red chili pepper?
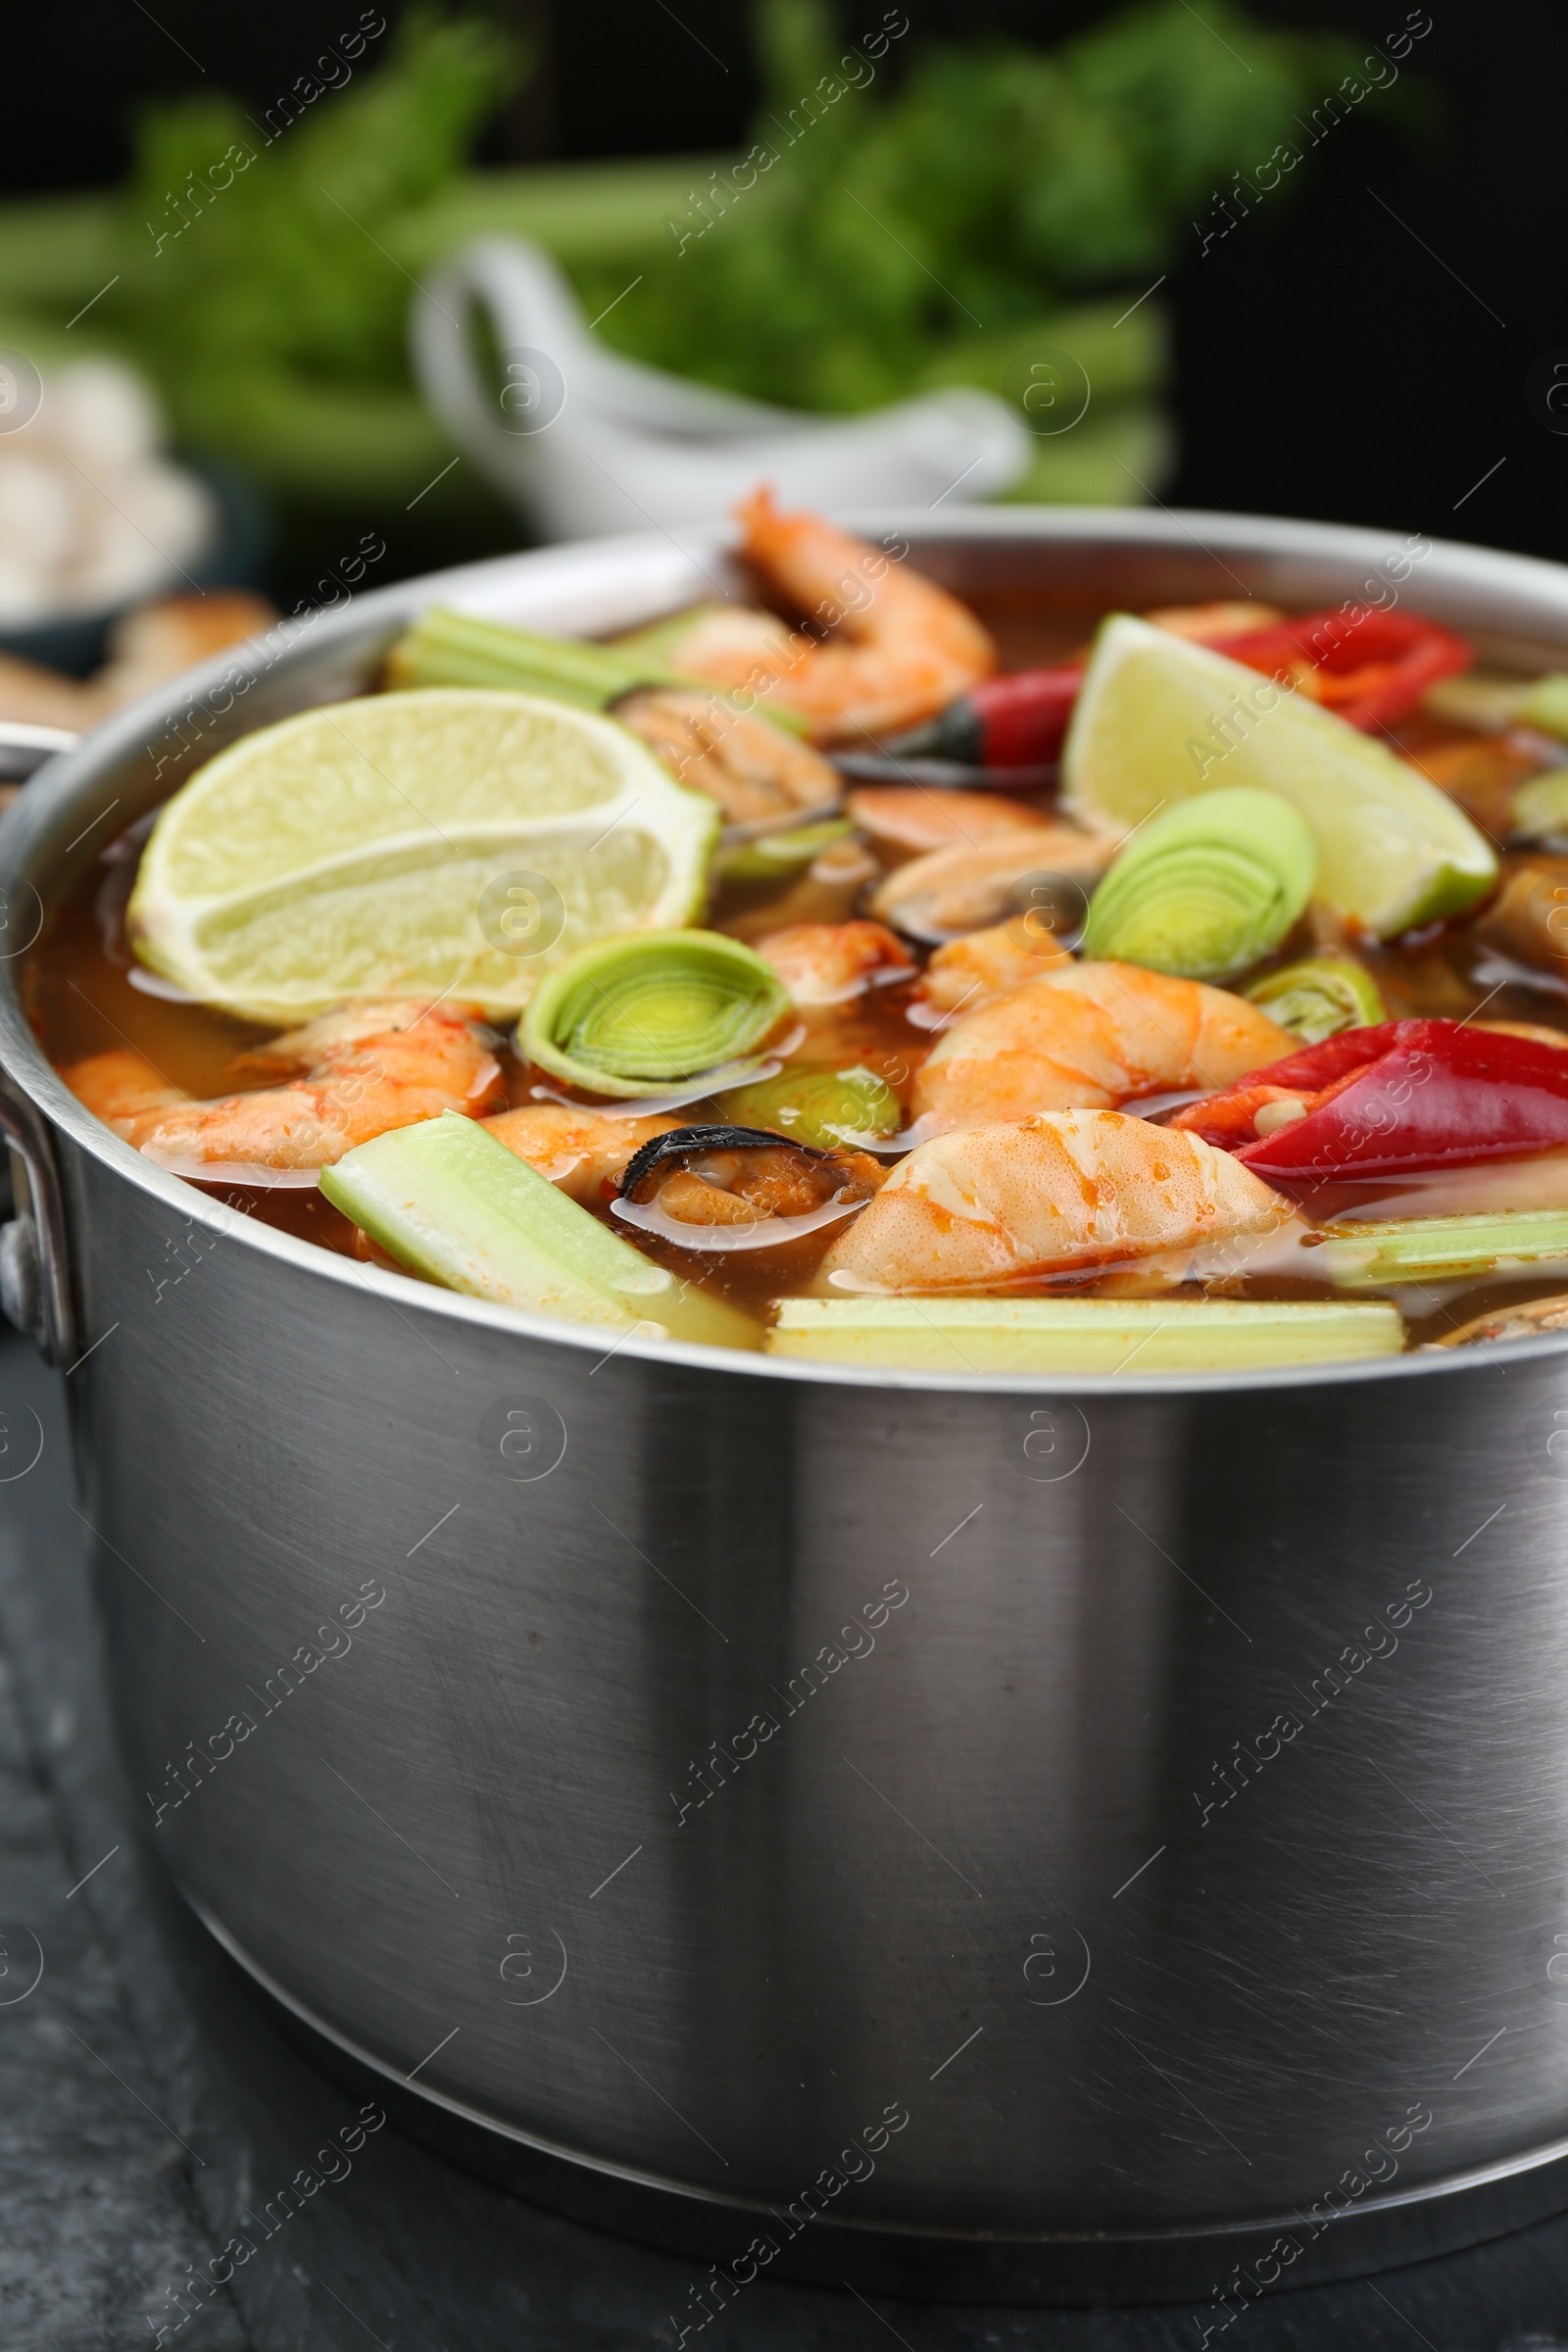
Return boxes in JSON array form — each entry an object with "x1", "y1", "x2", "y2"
[
  {"x1": 964, "y1": 665, "x2": 1084, "y2": 766},
  {"x1": 1211, "y1": 605, "x2": 1471, "y2": 733},
  {"x1": 884, "y1": 662, "x2": 1083, "y2": 768},
  {"x1": 1173, "y1": 1019, "x2": 1568, "y2": 1179},
  {"x1": 884, "y1": 604, "x2": 1469, "y2": 771}
]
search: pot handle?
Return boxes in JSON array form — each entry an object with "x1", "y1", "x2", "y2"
[{"x1": 0, "y1": 1083, "x2": 75, "y2": 1368}]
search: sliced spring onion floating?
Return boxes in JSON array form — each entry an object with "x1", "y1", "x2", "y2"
[
  {"x1": 519, "y1": 930, "x2": 790, "y2": 1100},
  {"x1": 714, "y1": 819, "x2": 854, "y2": 886},
  {"x1": 1511, "y1": 771, "x2": 1568, "y2": 844},
  {"x1": 319, "y1": 1113, "x2": 760, "y2": 1348},
  {"x1": 716, "y1": 1062, "x2": 901, "y2": 1148},
  {"x1": 1081, "y1": 787, "x2": 1317, "y2": 983},
  {"x1": 768, "y1": 1297, "x2": 1403, "y2": 1371},
  {"x1": 1243, "y1": 955, "x2": 1387, "y2": 1044},
  {"x1": 1518, "y1": 674, "x2": 1568, "y2": 743},
  {"x1": 1320, "y1": 1207, "x2": 1568, "y2": 1288}
]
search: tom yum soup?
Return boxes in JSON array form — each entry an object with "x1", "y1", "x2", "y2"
[{"x1": 31, "y1": 488, "x2": 1568, "y2": 1374}]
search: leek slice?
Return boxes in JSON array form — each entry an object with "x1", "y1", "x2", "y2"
[
  {"x1": 1321, "y1": 1208, "x2": 1568, "y2": 1289},
  {"x1": 767, "y1": 1297, "x2": 1403, "y2": 1371},
  {"x1": 1518, "y1": 674, "x2": 1568, "y2": 743},
  {"x1": 1243, "y1": 955, "x2": 1386, "y2": 1044},
  {"x1": 520, "y1": 930, "x2": 789, "y2": 1097},
  {"x1": 321, "y1": 1113, "x2": 760, "y2": 1348},
  {"x1": 717, "y1": 1063, "x2": 901, "y2": 1148},
  {"x1": 1081, "y1": 787, "x2": 1317, "y2": 982}
]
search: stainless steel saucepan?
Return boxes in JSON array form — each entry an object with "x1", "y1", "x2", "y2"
[{"x1": 4, "y1": 509, "x2": 1568, "y2": 2308}]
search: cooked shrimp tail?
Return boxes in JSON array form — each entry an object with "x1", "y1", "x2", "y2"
[
  {"x1": 667, "y1": 491, "x2": 996, "y2": 746},
  {"x1": 481, "y1": 1104, "x2": 682, "y2": 1205},
  {"x1": 819, "y1": 1110, "x2": 1290, "y2": 1292},
  {"x1": 757, "y1": 920, "x2": 914, "y2": 1007},
  {"x1": 64, "y1": 1001, "x2": 503, "y2": 1169},
  {"x1": 65, "y1": 1050, "x2": 185, "y2": 1133},
  {"x1": 912, "y1": 961, "x2": 1297, "y2": 1131}
]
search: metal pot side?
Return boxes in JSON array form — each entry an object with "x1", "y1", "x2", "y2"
[{"x1": 5, "y1": 510, "x2": 1568, "y2": 2306}]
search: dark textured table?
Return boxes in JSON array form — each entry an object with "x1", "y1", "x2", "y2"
[{"x1": 4, "y1": 1328, "x2": 1568, "y2": 2351}]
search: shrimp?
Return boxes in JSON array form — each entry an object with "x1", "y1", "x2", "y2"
[
  {"x1": 758, "y1": 919, "x2": 914, "y2": 1007},
  {"x1": 67, "y1": 1051, "x2": 186, "y2": 1130},
  {"x1": 666, "y1": 490, "x2": 997, "y2": 745},
  {"x1": 818, "y1": 1110, "x2": 1289, "y2": 1293},
  {"x1": 912, "y1": 962, "x2": 1296, "y2": 1132},
  {"x1": 911, "y1": 921, "x2": 1069, "y2": 1019},
  {"x1": 63, "y1": 1002, "x2": 503, "y2": 1169},
  {"x1": 481, "y1": 1105, "x2": 680, "y2": 1205}
]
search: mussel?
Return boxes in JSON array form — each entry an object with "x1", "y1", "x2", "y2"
[
  {"x1": 1474, "y1": 859, "x2": 1568, "y2": 975},
  {"x1": 519, "y1": 932, "x2": 789, "y2": 1098},
  {"x1": 869, "y1": 825, "x2": 1116, "y2": 942},
  {"x1": 846, "y1": 787, "x2": 1056, "y2": 860},
  {"x1": 1081, "y1": 787, "x2": 1317, "y2": 982},
  {"x1": 614, "y1": 1122, "x2": 883, "y2": 1248},
  {"x1": 613, "y1": 689, "x2": 843, "y2": 829}
]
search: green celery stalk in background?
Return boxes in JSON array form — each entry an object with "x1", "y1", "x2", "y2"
[
  {"x1": 0, "y1": 0, "x2": 1384, "y2": 506},
  {"x1": 579, "y1": 0, "x2": 1364, "y2": 417}
]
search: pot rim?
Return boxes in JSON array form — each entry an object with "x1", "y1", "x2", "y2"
[{"x1": 5, "y1": 498, "x2": 1568, "y2": 1397}]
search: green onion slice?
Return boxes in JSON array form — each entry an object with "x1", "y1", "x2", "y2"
[{"x1": 519, "y1": 929, "x2": 790, "y2": 1099}]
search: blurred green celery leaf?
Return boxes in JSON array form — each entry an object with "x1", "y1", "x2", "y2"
[{"x1": 583, "y1": 0, "x2": 1363, "y2": 412}]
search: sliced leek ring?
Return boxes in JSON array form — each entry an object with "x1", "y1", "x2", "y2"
[
  {"x1": 1081, "y1": 787, "x2": 1317, "y2": 982},
  {"x1": 1243, "y1": 955, "x2": 1386, "y2": 1044},
  {"x1": 519, "y1": 930, "x2": 790, "y2": 1100}
]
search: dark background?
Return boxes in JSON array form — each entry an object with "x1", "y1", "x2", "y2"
[{"x1": 6, "y1": 0, "x2": 1562, "y2": 566}]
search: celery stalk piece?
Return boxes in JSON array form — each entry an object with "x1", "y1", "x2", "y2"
[
  {"x1": 383, "y1": 607, "x2": 688, "y2": 709},
  {"x1": 767, "y1": 1298, "x2": 1404, "y2": 1372},
  {"x1": 383, "y1": 607, "x2": 815, "y2": 739},
  {"x1": 1321, "y1": 1208, "x2": 1568, "y2": 1289},
  {"x1": 321, "y1": 1113, "x2": 760, "y2": 1350}
]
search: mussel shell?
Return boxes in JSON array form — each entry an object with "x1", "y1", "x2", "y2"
[{"x1": 616, "y1": 1123, "x2": 829, "y2": 1200}]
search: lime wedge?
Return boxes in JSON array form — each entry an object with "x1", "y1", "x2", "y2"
[
  {"x1": 127, "y1": 690, "x2": 718, "y2": 1024},
  {"x1": 1061, "y1": 615, "x2": 1496, "y2": 937}
]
